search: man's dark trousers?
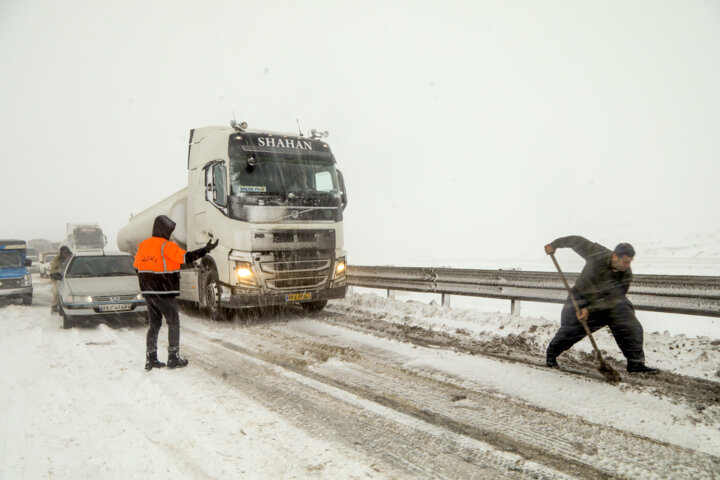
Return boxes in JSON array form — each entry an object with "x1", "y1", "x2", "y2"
[
  {"x1": 546, "y1": 299, "x2": 645, "y2": 365},
  {"x1": 145, "y1": 295, "x2": 180, "y2": 354}
]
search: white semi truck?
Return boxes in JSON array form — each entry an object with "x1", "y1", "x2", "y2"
[
  {"x1": 64, "y1": 223, "x2": 107, "y2": 252},
  {"x1": 117, "y1": 121, "x2": 348, "y2": 320}
]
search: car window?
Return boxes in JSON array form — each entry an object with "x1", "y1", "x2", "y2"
[{"x1": 65, "y1": 256, "x2": 137, "y2": 278}]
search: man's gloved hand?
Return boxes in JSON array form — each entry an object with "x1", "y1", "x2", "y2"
[{"x1": 205, "y1": 239, "x2": 219, "y2": 252}]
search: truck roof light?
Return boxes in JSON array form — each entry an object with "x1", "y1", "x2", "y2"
[
  {"x1": 310, "y1": 129, "x2": 329, "y2": 139},
  {"x1": 231, "y1": 120, "x2": 248, "y2": 131}
]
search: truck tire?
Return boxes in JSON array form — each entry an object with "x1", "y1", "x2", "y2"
[
  {"x1": 302, "y1": 300, "x2": 328, "y2": 312},
  {"x1": 22, "y1": 295, "x2": 32, "y2": 306},
  {"x1": 201, "y1": 269, "x2": 233, "y2": 322}
]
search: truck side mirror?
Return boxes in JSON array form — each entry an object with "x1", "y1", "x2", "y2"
[
  {"x1": 24, "y1": 259, "x2": 32, "y2": 267},
  {"x1": 337, "y1": 169, "x2": 348, "y2": 211}
]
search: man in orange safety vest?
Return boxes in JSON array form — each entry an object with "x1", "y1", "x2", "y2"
[{"x1": 134, "y1": 215, "x2": 218, "y2": 370}]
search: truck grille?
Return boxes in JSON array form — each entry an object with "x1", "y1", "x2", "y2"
[
  {"x1": 259, "y1": 258, "x2": 332, "y2": 291},
  {"x1": 0, "y1": 278, "x2": 22, "y2": 289}
]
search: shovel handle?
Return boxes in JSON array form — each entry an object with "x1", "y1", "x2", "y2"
[{"x1": 549, "y1": 253, "x2": 608, "y2": 366}]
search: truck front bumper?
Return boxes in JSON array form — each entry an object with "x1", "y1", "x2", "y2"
[{"x1": 221, "y1": 285, "x2": 347, "y2": 308}]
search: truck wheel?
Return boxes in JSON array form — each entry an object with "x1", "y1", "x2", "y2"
[
  {"x1": 302, "y1": 300, "x2": 328, "y2": 312},
  {"x1": 22, "y1": 295, "x2": 32, "y2": 306},
  {"x1": 202, "y1": 269, "x2": 232, "y2": 322}
]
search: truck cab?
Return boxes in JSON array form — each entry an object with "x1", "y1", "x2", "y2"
[
  {"x1": 117, "y1": 121, "x2": 348, "y2": 320},
  {"x1": 0, "y1": 240, "x2": 33, "y2": 305}
]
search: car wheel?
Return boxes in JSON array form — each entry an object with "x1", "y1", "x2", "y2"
[
  {"x1": 59, "y1": 306, "x2": 72, "y2": 329},
  {"x1": 201, "y1": 269, "x2": 233, "y2": 322},
  {"x1": 22, "y1": 295, "x2": 32, "y2": 306}
]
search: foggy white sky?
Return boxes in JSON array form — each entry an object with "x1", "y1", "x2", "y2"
[{"x1": 1, "y1": 0, "x2": 718, "y2": 267}]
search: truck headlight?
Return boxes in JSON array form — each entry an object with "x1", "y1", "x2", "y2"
[
  {"x1": 235, "y1": 261, "x2": 257, "y2": 285},
  {"x1": 333, "y1": 257, "x2": 346, "y2": 279},
  {"x1": 22, "y1": 273, "x2": 32, "y2": 287}
]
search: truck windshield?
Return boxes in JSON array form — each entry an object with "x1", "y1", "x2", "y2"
[
  {"x1": 75, "y1": 231, "x2": 104, "y2": 247},
  {"x1": 0, "y1": 252, "x2": 23, "y2": 268},
  {"x1": 66, "y1": 256, "x2": 137, "y2": 278},
  {"x1": 229, "y1": 154, "x2": 339, "y2": 197}
]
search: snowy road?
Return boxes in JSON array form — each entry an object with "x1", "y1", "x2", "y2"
[{"x1": 1, "y1": 277, "x2": 719, "y2": 479}]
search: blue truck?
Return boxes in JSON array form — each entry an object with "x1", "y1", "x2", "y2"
[{"x1": 0, "y1": 239, "x2": 33, "y2": 305}]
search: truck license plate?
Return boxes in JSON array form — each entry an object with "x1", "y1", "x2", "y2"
[
  {"x1": 99, "y1": 304, "x2": 132, "y2": 312},
  {"x1": 285, "y1": 293, "x2": 311, "y2": 302}
]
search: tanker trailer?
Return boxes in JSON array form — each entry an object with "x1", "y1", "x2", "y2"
[{"x1": 117, "y1": 121, "x2": 348, "y2": 320}]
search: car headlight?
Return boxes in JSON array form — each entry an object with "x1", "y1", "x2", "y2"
[
  {"x1": 235, "y1": 261, "x2": 257, "y2": 285},
  {"x1": 63, "y1": 294, "x2": 92, "y2": 304},
  {"x1": 135, "y1": 293, "x2": 144, "y2": 301},
  {"x1": 333, "y1": 257, "x2": 346, "y2": 279},
  {"x1": 22, "y1": 273, "x2": 32, "y2": 287}
]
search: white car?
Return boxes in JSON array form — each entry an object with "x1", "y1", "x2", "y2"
[
  {"x1": 53, "y1": 251, "x2": 147, "y2": 329},
  {"x1": 38, "y1": 253, "x2": 57, "y2": 278}
]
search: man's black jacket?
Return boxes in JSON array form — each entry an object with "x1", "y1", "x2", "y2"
[{"x1": 550, "y1": 235, "x2": 632, "y2": 313}]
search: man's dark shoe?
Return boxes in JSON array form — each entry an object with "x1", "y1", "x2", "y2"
[
  {"x1": 51, "y1": 305, "x2": 58, "y2": 313},
  {"x1": 546, "y1": 354, "x2": 559, "y2": 369},
  {"x1": 145, "y1": 351, "x2": 166, "y2": 371},
  {"x1": 167, "y1": 351, "x2": 189, "y2": 369},
  {"x1": 627, "y1": 363, "x2": 659, "y2": 374}
]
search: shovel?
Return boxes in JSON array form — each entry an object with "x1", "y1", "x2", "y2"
[{"x1": 549, "y1": 253, "x2": 621, "y2": 383}]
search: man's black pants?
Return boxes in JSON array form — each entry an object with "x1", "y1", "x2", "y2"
[
  {"x1": 546, "y1": 299, "x2": 645, "y2": 365},
  {"x1": 145, "y1": 295, "x2": 180, "y2": 354}
]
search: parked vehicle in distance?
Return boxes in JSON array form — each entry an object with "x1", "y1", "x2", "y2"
[
  {"x1": 63, "y1": 223, "x2": 107, "y2": 253},
  {"x1": 26, "y1": 247, "x2": 40, "y2": 273},
  {"x1": 0, "y1": 239, "x2": 33, "y2": 305},
  {"x1": 51, "y1": 251, "x2": 147, "y2": 329},
  {"x1": 38, "y1": 252, "x2": 57, "y2": 278}
]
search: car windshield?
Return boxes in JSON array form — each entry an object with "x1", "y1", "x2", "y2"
[
  {"x1": 229, "y1": 154, "x2": 339, "y2": 197},
  {"x1": 44, "y1": 255, "x2": 57, "y2": 263},
  {"x1": 0, "y1": 252, "x2": 23, "y2": 268},
  {"x1": 66, "y1": 255, "x2": 137, "y2": 278}
]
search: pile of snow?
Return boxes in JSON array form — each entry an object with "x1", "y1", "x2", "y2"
[{"x1": 339, "y1": 290, "x2": 720, "y2": 380}]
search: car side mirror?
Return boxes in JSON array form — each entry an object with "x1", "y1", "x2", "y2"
[
  {"x1": 24, "y1": 259, "x2": 32, "y2": 267},
  {"x1": 50, "y1": 272, "x2": 62, "y2": 281}
]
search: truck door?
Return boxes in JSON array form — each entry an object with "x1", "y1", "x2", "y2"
[{"x1": 194, "y1": 161, "x2": 228, "y2": 246}]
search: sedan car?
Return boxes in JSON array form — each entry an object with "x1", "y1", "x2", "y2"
[
  {"x1": 38, "y1": 253, "x2": 57, "y2": 278},
  {"x1": 52, "y1": 251, "x2": 147, "y2": 329}
]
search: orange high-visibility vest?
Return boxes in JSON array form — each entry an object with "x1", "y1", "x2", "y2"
[{"x1": 133, "y1": 237, "x2": 186, "y2": 273}]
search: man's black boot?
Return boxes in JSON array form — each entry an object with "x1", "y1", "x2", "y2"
[
  {"x1": 145, "y1": 351, "x2": 166, "y2": 371},
  {"x1": 627, "y1": 363, "x2": 659, "y2": 374},
  {"x1": 167, "y1": 351, "x2": 189, "y2": 369},
  {"x1": 546, "y1": 353, "x2": 559, "y2": 369}
]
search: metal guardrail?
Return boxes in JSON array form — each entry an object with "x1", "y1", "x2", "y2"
[{"x1": 346, "y1": 265, "x2": 720, "y2": 318}]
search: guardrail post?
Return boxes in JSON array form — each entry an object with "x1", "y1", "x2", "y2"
[
  {"x1": 511, "y1": 299, "x2": 521, "y2": 316},
  {"x1": 442, "y1": 293, "x2": 451, "y2": 307},
  {"x1": 387, "y1": 289, "x2": 395, "y2": 299}
]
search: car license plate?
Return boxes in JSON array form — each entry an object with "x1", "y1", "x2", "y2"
[
  {"x1": 285, "y1": 293, "x2": 311, "y2": 302},
  {"x1": 99, "y1": 304, "x2": 132, "y2": 312}
]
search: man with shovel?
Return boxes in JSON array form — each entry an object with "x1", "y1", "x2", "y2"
[{"x1": 544, "y1": 236, "x2": 659, "y2": 374}]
